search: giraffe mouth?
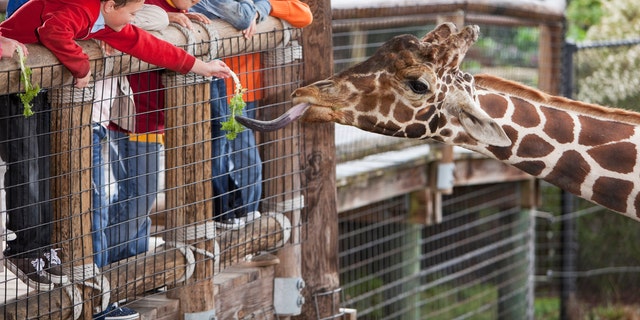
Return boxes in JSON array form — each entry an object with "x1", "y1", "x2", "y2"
[{"x1": 235, "y1": 102, "x2": 311, "y2": 132}]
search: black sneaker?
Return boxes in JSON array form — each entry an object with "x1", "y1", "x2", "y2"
[
  {"x1": 42, "y1": 248, "x2": 68, "y2": 284},
  {"x1": 3, "y1": 256, "x2": 54, "y2": 291},
  {"x1": 93, "y1": 303, "x2": 139, "y2": 320}
]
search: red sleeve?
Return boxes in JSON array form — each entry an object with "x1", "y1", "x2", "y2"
[
  {"x1": 94, "y1": 25, "x2": 196, "y2": 75},
  {"x1": 37, "y1": 6, "x2": 93, "y2": 78}
]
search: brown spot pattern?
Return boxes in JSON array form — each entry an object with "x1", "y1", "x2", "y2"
[
  {"x1": 453, "y1": 132, "x2": 476, "y2": 145},
  {"x1": 542, "y1": 107, "x2": 574, "y2": 144},
  {"x1": 478, "y1": 94, "x2": 508, "y2": 118},
  {"x1": 393, "y1": 104, "x2": 414, "y2": 123},
  {"x1": 545, "y1": 150, "x2": 589, "y2": 196},
  {"x1": 405, "y1": 123, "x2": 427, "y2": 138},
  {"x1": 517, "y1": 134, "x2": 554, "y2": 158},
  {"x1": 511, "y1": 98, "x2": 540, "y2": 128},
  {"x1": 592, "y1": 177, "x2": 632, "y2": 213},
  {"x1": 587, "y1": 142, "x2": 637, "y2": 174},
  {"x1": 514, "y1": 160, "x2": 547, "y2": 176},
  {"x1": 578, "y1": 116, "x2": 635, "y2": 146}
]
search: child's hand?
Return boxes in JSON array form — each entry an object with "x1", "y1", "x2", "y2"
[
  {"x1": 190, "y1": 59, "x2": 232, "y2": 78},
  {"x1": 207, "y1": 60, "x2": 232, "y2": 78},
  {"x1": 75, "y1": 72, "x2": 91, "y2": 88},
  {"x1": 184, "y1": 12, "x2": 210, "y2": 25},
  {"x1": 168, "y1": 12, "x2": 195, "y2": 30},
  {"x1": 1, "y1": 36, "x2": 28, "y2": 59},
  {"x1": 242, "y1": 14, "x2": 258, "y2": 39}
]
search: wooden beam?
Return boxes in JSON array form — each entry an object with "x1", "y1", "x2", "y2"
[{"x1": 298, "y1": 0, "x2": 342, "y2": 317}]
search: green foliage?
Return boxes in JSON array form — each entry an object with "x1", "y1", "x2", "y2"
[
  {"x1": 572, "y1": 0, "x2": 640, "y2": 111},
  {"x1": 17, "y1": 46, "x2": 39, "y2": 117},
  {"x1": 535, "y1": 296, "x2": 560, "y2": 320},
  {"x1": 220, "y1": 72, "x2": 246, "y2": 140},
  {"x1": 421, "y1": 282, "x2": 498, "y2": 320},
  {"x1": 220, "y1": 91, "x2": 246, "y2": 140},
  {"x1": 566, "y1": 0, "x2": 604, "y2": 41}
]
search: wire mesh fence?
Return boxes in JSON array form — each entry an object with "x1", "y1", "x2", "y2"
[{"x1": 0, "y1": 25, "x2": 307, "y2": 318}]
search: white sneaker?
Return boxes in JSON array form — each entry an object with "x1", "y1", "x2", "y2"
[
  {"x1": 242, "y1": 211, "x2": 261, "y2": 223},
  {"x1": 214, "y1": 218, "x2": 245, "y2": 230}
]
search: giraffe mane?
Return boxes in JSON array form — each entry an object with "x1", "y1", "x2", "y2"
[{"x1": 474, "y1": 74, "x2": 640, "y2": 125}]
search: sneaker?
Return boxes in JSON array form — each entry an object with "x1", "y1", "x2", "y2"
[
  {"x1": 241, "y1": 211, "x2": 261, "y2": 223},
  {"x1": 3, "y1": 256, "x2": 54, "y2": 291},
  {"x1": 42, "y1": 248, "x2": 69, "y2": 284},
  {"x1": 214, "y1": 218, "x2": 245, "y2": 230},
  {"x1": 93, "y1": 303, "x2": 139, "y2": 320},
  {"x1": 3, "y1": 229, "x2": 16, "y2": 241}
]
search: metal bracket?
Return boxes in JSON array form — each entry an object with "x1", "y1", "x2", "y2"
[
  {"x1": 274, "y1": 277, "x2": 305, "y2": 315},
  {"x1": 436, "y1": 162, "x2": 455, "y2": 190}
]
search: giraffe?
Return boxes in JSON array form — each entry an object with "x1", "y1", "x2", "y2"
[{"x1": 240, "y1": 22, "x2": 640, "y2": 221}]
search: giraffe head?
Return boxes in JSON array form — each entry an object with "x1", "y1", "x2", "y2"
[{"x1": 292, "y1": 23, "x2": 511, "y2": 147}]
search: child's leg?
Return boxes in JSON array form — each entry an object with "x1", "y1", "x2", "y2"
[
  {"x1": 106, "y1": 130, "x2": 159, "y2": 262},
  {"x1": 228, "y1": 101, "x2": 262, "y2": 215},
  {"x1": 91, "y1": 124, "x2": 109, "y2": 267},
  {"x1": 210, "y1": 78, "x2": 235, "y2": 219}
]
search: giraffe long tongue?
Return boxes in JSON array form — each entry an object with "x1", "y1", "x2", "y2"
[{"x1": 235, "y1": 103, "x2": 311, "y2": 132}]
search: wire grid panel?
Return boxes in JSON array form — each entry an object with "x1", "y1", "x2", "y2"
[
  {"x1": 0, "y1": 27, "x2": 307, "y2": 318},
  {"x1": 338, "y1": 183, "x2": 534, "y2": 319}
]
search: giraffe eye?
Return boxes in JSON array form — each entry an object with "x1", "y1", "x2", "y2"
[{"x1": 408, "y1": 80, "x2": 430, "y2": 94}]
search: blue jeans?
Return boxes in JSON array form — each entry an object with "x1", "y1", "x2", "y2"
[
  {"x1": 210, "y1": 79, "x2": 262, "y2": 219},
  {"x1": 105, "y1": 130, "x2": 160, "y2": 263},
  {"x1": 91, "y1": 124, "x2": 109, "y2": 267}
]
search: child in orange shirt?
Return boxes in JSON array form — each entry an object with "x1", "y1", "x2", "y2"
[{"x1": 191, "y1": 0, "x2": 312, "y2": 229}]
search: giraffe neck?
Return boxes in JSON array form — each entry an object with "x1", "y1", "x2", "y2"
[{"x1": 459, "y1": 74, "x2": 640, "y2": 220}]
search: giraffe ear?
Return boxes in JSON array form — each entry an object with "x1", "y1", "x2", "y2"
[{"x1": 445, "y1": 90, "x2": 512, "y2": 147}]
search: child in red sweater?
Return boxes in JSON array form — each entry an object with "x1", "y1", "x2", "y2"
[{"x1": 0, "y1": 0, "x2": 232, "y2": 87}]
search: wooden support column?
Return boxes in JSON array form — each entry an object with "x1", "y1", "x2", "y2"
[
  {"x1": 162, "y1": 73, "x2": 216, "y2": 318},
  {"x1": 298, "y1": 0, "x2": 342, "y2": 318},
  {"x1": 260, "y1": 38, "x2": 305, "y2": 317},
  {"x1": 49, "y1": 86, "x2": 95, "y2": 320}
]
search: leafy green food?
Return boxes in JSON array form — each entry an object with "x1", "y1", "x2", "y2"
[
  {"x1": 220, "y1": 71, "x2": 247, "y2": 140},
  {"x1": 16, "y1": 46, "x2": 39, "y2": 117}
]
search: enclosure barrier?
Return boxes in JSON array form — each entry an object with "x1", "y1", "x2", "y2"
[{"x1": 0, "y1": 16, "x2": 302, "y2": 319}]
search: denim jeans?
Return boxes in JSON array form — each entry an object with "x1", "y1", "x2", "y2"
[
  {"x1": 0, "y1": 92, "x2": 52, "y2": 258},
  {"x1": 210, "y1": 79, "x2": 262, "y2": 219},
  {"x1": 105, "y1": 130, "x2": 160, "y2": 263},
  {"x1": 91, "y1": 124, "x2": 109, "y2": 267}
]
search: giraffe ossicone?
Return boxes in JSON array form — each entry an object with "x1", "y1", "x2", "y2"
[{"x1": 241, "y1": 23, "x2": 640, "y2": 220}]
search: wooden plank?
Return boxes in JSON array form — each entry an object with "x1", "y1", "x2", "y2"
[
  {"x1": 214, "y1": 266, "x2": 276, "y2": 320},
  {"x1": 337, "y1": 146, "x2": 535, "y2": 215}
]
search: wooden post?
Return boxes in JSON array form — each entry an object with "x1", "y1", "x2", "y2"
[
  {"x1": 298, "y1": 0, "x2": 342, "y2": 317},
  {"x1": 260, "y1": 39, "x2": 305, "y2": 318},
  {"x1": 538, "y1": 22, "x2": 564, "y2": 95},
  {"x1": 49, "y1": 86, "x2": 95, "y2": 320},
  {"x1": 162, "y1": 73, "x2": 216, "y2": 318}
]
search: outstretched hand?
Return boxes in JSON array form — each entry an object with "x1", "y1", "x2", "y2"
[
  {"x1": 191, "y1": 59, "x2": 233, "y2": 78},
  {"x1": 1, "y1": 36, "x2": 28, "y2": 59}
]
